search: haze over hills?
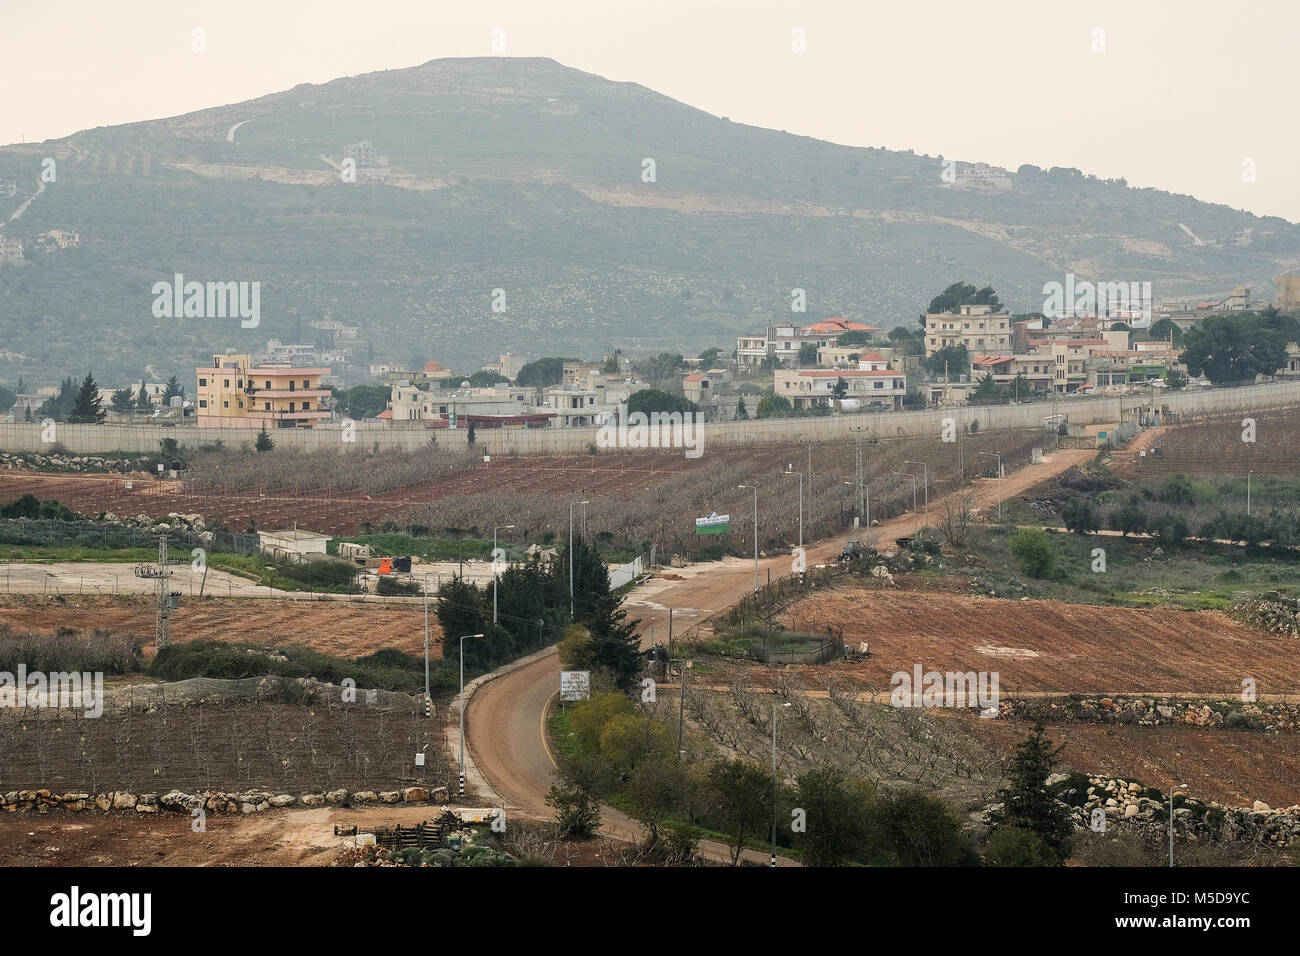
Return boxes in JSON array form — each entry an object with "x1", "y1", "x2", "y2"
[{"x1": 2, "y1": 56, "x2": 1298, "y2": 384}]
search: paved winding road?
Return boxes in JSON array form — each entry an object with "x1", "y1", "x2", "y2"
[{"x1": 465, "y1": 446, "x2": 1098, "y2": 856}]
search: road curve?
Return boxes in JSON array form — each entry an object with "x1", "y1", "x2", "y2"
[{"x1": 465, "y1": 446, "x2": 1098, "y2": 859}]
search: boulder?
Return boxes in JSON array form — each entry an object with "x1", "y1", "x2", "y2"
[
  {"x1": 94, "y1": 794, "x2": 112, "y2": 812},
  {"x1": 378, "y1": 791, "x2": 401, "y2": 804},
  {"x1": 300, "y1": 793, "x2": 326, "y2": 807},
  {"x1": 401, "y1": 787, "x2": 430, "y2": 803},
  {"x1": 112, "y1": 792, "x2": 138, "y2": 810},
  {"x1": 353, "y1": 791, "x2": 377, "y2": 804},
  {"x1": 268, "y1": 794, "x2": 296, "y2": 808},
  {"x1": 325, "y1": 789, "x2": 350, "y2": 805}
]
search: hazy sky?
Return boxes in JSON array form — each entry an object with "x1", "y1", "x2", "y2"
[{"x1": 3, "y1": 0, "x2": 1295, "y2": 221}]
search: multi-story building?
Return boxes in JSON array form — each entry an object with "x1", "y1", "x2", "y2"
[
  {"x1": 0, "y1": 237, "x2": 24, "y2": 263},
  {"x1": 483, "y1": 352, "x2": 527, "y2": 381},
  {"x1": 924, "y1": 304, "x2": 1011, "y2": 357},
  {"x1": 736, "y1": 319, "x2": 876, "y2": 369},
  {"x1": 682, "y1": 369, "x2": 729, "y2": 407},
  {"x1": 343, "y1": 141, "x2": 380, "y2": 168},
  {"x1": 543, "y1": 383, "x2": 609, "y2": 427},
  {"x1": 196, "y1": 353, "x2": 331, "y2": 428},
  {"x1": 773, "y1": 368, "x2": 907, "y2": 410},
  {"x1": 1277, "y1": 276, "x2": 1300, "y2": 312},
  {"x1": 36, "y1": 229, "x2": 80, "y2": 249},
  {"x1": 388, "y1": 383, "x2": 549, "y2": 428},
  {"x1": 562, "y1": 361, "x2": 605, "y2": 385}
]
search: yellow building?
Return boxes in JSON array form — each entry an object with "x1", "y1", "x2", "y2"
[{"x1": 196, "y1": 353, "x2": 331, "y2": 428}]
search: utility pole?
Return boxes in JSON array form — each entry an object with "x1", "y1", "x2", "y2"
[
  {"x1": 156, "y1": 535, "x2": 170, "y2": 649},
  {"x1": 979, "y1": 452, "x2": 1003, "y2": 521},
  {"x1": 739, "y1": 483, "x2": 759, "y2": 592},
  {"x1": 493, "y1": 524, "x2": 514, "y2": 625},
  {"x1": 676, "y1": 659, "x2": 687, "y2": 755},
  {"x1": 423, "y1": 586, "x2": 431, "y2": 717}
]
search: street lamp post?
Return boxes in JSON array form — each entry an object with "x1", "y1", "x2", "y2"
[
  {"x1": 979, "y1": 452, "x2": 1003, "y2": 521},
  {"x1": 569, "y1": 499, "x2": 589, "y2": 617},
  {"x1": 458, "y1": 632, "x2": 485, "y2": 796},
  {"x1": 771, "y1": 700, "x2": 791, "y2": 867},
  {"x1": 892, "y1": 472, "x2": 919, "y2": 535},
  {"x1": 492, "y1": 524, "x2": 514, "y2": 625},
  {"x1": 422, "y1": 585, "x2": 431, "y2": 716},
  {"x1": 904, "y1": 460, "x2": 929, "y2": 523},
  {"x1": 1168, "y1": 783, "x2": 1187, "y2": 867},
  {"x1": 738, "y1": 483, "x2": 759, "y2": 592},
  {"x1": 782, "y1": 467, "x2": 803, "y2": 555}
]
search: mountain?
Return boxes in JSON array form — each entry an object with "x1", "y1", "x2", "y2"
[{"x1": 2, "y1": 56, "x2": 1298, "y2": 385}]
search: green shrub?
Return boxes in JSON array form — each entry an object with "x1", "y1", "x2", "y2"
[
  {"x1": 1010, "y1": 528, "x2": 1057, "y2": 578},
  {"x1": 985, "y1": 826, "x2": 1058, "y2": 866}
]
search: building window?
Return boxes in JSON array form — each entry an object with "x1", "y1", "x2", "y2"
[
  {"x1": 265, "y1": 381, "x2": 271, "y2": 389},
  {"x1": 223, "y1": 401, "x2": 229, "y2": 408},
  {"x1": 264, "y1": 402, "x2": 271, "y2": 411},
  {"x1": 199, "y1": 400, "x2": 207, "y2": 408},
  {"x1": 238, "y1": 401, "x2": 243, "y2": 409},
  {"x1": 302, "y1": 402, "x2": 310, "y2": 410},
  {"x1": 224, "y1": 379, "x2": 230, "y2": 388},
  {"x1": 303, "y1": 380, "x2": 309, "y2": 388},
  {"x1": 199, "y1": 378, "x2": 207, "y2": 387}
]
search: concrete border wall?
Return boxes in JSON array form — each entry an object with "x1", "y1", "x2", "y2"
[{"x1": 2, "y1": 382, "x2": 1298, "y2": 456}]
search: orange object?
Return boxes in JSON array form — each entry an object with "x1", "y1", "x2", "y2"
[{"x1": 377, "y1": 558, "x2": 392, "y2": 575}]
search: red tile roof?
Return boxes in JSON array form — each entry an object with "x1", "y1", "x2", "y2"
[
  {"x1": 797, "y1": 369, "x2": 900, "y2": 377},
  {"x1": 801, "y1": 318, "x2": 880, "y2": 334}
]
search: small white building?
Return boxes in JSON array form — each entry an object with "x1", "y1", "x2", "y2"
[{"x1": 258, "y1": 529, "x2": 330, "y2": 563}]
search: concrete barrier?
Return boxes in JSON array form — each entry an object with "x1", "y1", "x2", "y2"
[{"x1": 2, "y1": 381, "x2": 1298, "y2": 456}]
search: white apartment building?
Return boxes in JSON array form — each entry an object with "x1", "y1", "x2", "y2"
[{"x1": 773, "y1": 368, "x2": 907, "y2": 410}]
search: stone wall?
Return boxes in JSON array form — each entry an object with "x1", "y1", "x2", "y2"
[{"x1": 1, "y1": 785, "x2": 448, "y2": 815}]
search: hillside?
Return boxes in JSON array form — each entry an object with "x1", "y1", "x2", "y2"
[{"x1": 2, "y1": 56, "x2": 1298, "y2": 383}]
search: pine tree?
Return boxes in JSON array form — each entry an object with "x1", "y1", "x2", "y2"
[
  {"x1": 162, "y1": 375, "x2": 184, "y2": 403},
  {"x1": 136, "y1": 379, "x2": 152, "y2": 412},
  {"x1": 254, "y1": 424, "x2": 275, "y2": 452},
  {"x1": 735, "y1": 397, "x2": 748, "y2": 420},
  {"x1": 989, "y1": 722, "x2": 1073, "y2": 862},
  {"x1": 68, "y1": 372, "x2": 106, "y2": 424},
  {"x1": 111, "y1": 387, "x2": 135, "y2": 413}
]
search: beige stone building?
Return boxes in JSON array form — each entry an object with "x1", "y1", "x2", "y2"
[{"x1": 924, "y1": 304, "x2": 1011, "y2": 357}]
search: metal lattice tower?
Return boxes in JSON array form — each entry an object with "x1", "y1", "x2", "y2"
[{"x1": 132, "y1": 534, "x2": 175, "y2": 649}]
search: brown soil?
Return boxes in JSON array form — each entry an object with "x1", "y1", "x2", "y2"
[
  {"x1": 787, "y1": 585, "x2": 1300, "y2": 696},
  {"x1": 0, "y1": 594, "x2": 441, "y2": 658},
  {"x1": 963, "y1": 714, "x2": 1300, "y2": 808}
]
